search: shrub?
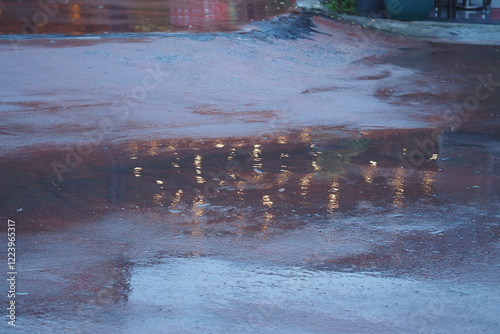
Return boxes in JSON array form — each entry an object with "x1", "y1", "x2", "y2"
[{"x1": 325, "y1": 0, "x2": 355, "y2": 14}]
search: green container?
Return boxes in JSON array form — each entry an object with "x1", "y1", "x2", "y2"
[{"x1": 383, "y1": 0, "x2": 434, "y2": 20}]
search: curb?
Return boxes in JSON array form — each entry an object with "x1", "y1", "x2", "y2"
[{"x1": 296, "y1": 0, "x2": 500, "y2": 44}]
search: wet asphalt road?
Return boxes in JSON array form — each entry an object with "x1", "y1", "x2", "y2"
[{"x1": 0, "y1": 5, "x2": 500, "y2": 334}]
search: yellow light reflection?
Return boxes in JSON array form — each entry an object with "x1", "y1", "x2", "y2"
[
  {"x1": 253, "y1": 145, "x2": 262, "y2": 158},
  {"x1": 422, "y1": 171, "x2": 435, "y2": 195},
  {"x1": 312, "y1": 160, "x2": 322, "y2": 171},
  {"x1": 133, "y1": 167, "x2": 142, "y2": 177},
  {"x1": 214, "y1": 142, "x2": 225, "y2": 148},
  {"x1": 148, "y1": 141, "x2": 160, "y2": 156},
  {"x1": 195, "y1": 155, "x2": 203, "y2": 176},
  {"x1": 327, "y1": 181, "x2": 340, "y2": 212},
  {"x1": 194, "y1": 155, "x2": 202, "y2": 167},
  {"x1": 279, "y1": 152, "x2": 290, "y2": 172},
  {"x1": 262, "y1": 211, "x2": 274, "y2": 233},
  {"x1": 262, "y1": 195, "x2": 273, "y2": 208},
  {"x1": 156, "y1": 180, "x2": 164, "y2": 185},
  {"x1": 191, "y1": 196, "x2": 206, "y2": 237},
  {"x1": 275, "y1": 171, "x2": 289, "y2": 186},
  {"x1": 300, "y1": 173, "x2": 313, "y2": 196},
  {"x1": 235, "y1": 181, "x2": 246, "y2": 201},
  {"x1": 171, "y1": 189, "x2": 183, "y2": 207},
  {"x1": 392, "y1": 168, "x2": 405, "y2": 207},
  {"x1": 253, "y1": 144, "x2": 263, "y2": 176},
  {"x1": 363, "y1": 167, "x2": 374, "y2": 184},
  {"x1": 277, "y1": 135, "x2": 288, "y2": 144},
  {"x1": 71, "y1": 5, "x2": 80, "y2": 21},
  {"x1": 129, "y1": 142, "x2": 139, "y2": 160},
  {"x1": 153, "y1": 193, "x2": 164, "y2": 206},
  {"x1": 300, "y1": 129, "x2": 311, "y2": 142},
  {"x1": 167, "y1": 140, "x2": 178, "y2": 151}
]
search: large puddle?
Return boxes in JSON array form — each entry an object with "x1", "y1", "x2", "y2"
[
  {"x1": 3, "y1": 127, "x2": 499, "y2": 230},
  {"x1": 0, "y1": 0, "x2": 293, "y2": 35},
  {"x1": 3, "y1": 127, "x2": 500, "y2": 331}
]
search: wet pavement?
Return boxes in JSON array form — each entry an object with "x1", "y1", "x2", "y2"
[{"x1": 1, "y1": 7, "x2": 500, "y2": 334}]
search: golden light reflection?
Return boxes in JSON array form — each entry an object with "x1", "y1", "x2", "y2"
[
  {"x1": 214, "y1": 142, "x2": 225, "y2": 148},
  {"x1": 153, "y1": 193, "x2": 164, "y2": 206},
  {"x1": 275, "y1": 170, "x2": 289, "y2": 186},
  {"x1": 363, "y1": 167, "x2": 374, "y2": 184},
  {"x1": 262, "y1": 195, "x2": 273, "y2": 208},
  {"x1": 133, "y1": 167, "x2": 142, "y2": 177},
  {"x1": 300, "y1": 129, "x2": 311, "y2": 142},
  {"x1": 253, "y1": 145, "x2": 262, "y2": 158},
  {"x1": 195, "y1": 155, "x2": 203, "y2": 175},
  {"x1": 422, "y1": 171, "x2": 435, "y2": 195},
  {"x1": 193, "y1": 195, "x2": 205, "y2": 207},
  {"x1": 194, "y1": 155, "x2": 202, "y2": 167},
  {"x1": 277, "y1": 135, "x2": 288, "y2": 144},
  {"x1": 148, "y1": 141, "x2": 160, "y2": 156},
  {"x1": 280, "y1": 152, "x2": 289, "y2": 172},
  {"x1": 171, "y1": 189, "x2": 183, "y2": 207},
  {"x1": 71, "y1": 5, "x2": 81, "y2": 21},
  {"x1": 370, "y1": 161, "x2": 377, "y2": 167},
  {"x1": 129, "y1": 142, "x2": 139, "y2": 160},
  {"x1": 234, "y1": 181, "x2": 246, "y2": 201},
  {"x1": 430, "y1": 154, "x2": 438, "y2": 161},
  {"x1": 156, "y1": 180, "x2": 164, "y2": 184},
  {"x1": 167, "y1": 140, "x2": 178, "y2": 151},
  {"x1": 253, "y1": 144, "x2": 263, "y2": 176},
  {"x1": 392, "y1": 167, "x2": 405, "y2": 207},
  {"x1": 327, "y1": 181, "x2": 340, "y2": 212},
  {"x1": 262, "y1": 211, "x2": 274, "y2": 233},
  {"x1": 191, "y1": 196, "x2": 206, "y2": 237},
  {"x1": 312, "y1": 160, "x2": 322, "y2": 171},
  {"x1": 299, "y1": 173, "x2": 313, "y2": 196}
]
